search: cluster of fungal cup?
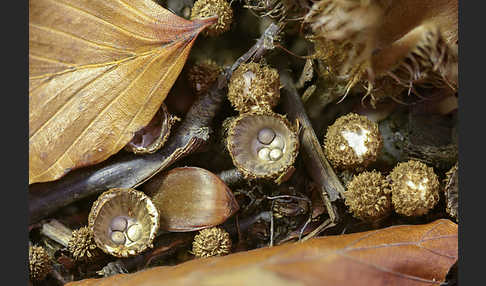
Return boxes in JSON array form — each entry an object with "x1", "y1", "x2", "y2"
[
  {"x1": 344, "y1": 171, "x2": 391, "y2": 222},
  {"x1": 190, "y1": 0, "x2": 233, "y2": 37},
  {"x1": 88, "y1": 188, "x2": 159, "y2": 258},
  {"x1": 343, "y1": 160, "x2": 441, "y2": 221},
  {"x1": 324, "y1": 113, "x2": 382, "y2": 170},
  {"x1": 227, "y1": 62, "x2": 280, "y2": 113},
  {"x1": 68, "y1": 226, "x2": 99, "y2": 262},
  {"x1": 225, "y1": 62, "x2": 299, "y2": 183},
  {"x1": 29, "y1": 245, "x2": 52, "y2": 282},
  {"x1": 388, "y1": 160, "x2": 440, "y2": 217},
  {"x1": 192, "y1": 227, "x2": 232, "y2": 258},
  {"x1": 187, "y1": 59, "x2": 223, "y2": 96}
]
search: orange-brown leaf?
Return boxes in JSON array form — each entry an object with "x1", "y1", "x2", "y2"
[
  {"x1": 29, "y1": 0, "x2": 215, "y2": 184},
  {"x1": 66, "y1": 219, "x2": 457, "y2": 286}
]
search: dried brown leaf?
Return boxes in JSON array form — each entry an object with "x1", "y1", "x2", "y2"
[
  {"x1": 29, "y1": 0, "x2": 215, "y2": 184},
  {"x1": 66, "y1": 219, "x2": 457, "y2": 286}
]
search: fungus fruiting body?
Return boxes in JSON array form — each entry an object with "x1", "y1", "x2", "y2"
[
  {"x1": 68, "y1": 226, "x2": 100, "y2": 262},
  {"x1": 125, "y1": 104, "x2": 177, "y2": 154},
  {"x1": 444, "y1": 162, "x2": 458, "y2": 220},
  {"x1": 226, "y1": 111, "x2": 299, "y2": 182},
  {"x1": 344, "y1": 171, "x2": 391, "y2": 221},
  {"x1": 29, "y1": 245, "x2": 52, "y2": 281},
  {"x1": 88, "y1": 188, "x2": 160, "y2": 257},
  {"x1": 388, "y1": 160, "x2": 440, "y2": 216},
  {"x1": 227, "y1": 62, "x2": 280, "y2": 113},
  {"x1": 191, "y1": 0, "x2": 233, "y2": 37},
  {"x1": 192, "y1": 227, "x2": 232, "y2": 258},
  {"x1": 187, "y1": 59, "x2": 222, "y2": 96},
  {"x1": 324, "y1": 113, "x2": 382, "y2": 170}
]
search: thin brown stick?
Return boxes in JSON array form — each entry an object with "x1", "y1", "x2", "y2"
[{"x1": 279, "y1": 71, "x2": 345, "y2": 202}]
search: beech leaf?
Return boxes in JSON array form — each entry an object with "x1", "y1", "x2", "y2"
[
  {"x1": 29, "y1": 0, "x2": 215, "y2": 184},
  {"x1": 66, "y1": 219, "x2": 457, "y2": 286}
]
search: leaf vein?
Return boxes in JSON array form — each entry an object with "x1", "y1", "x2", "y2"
[
  {"x1": 47, "y1": 0, "x2": 162, "y2": 43},
  {"x1": 31, "y1": 52, "x2": 162, "y2": 180}
]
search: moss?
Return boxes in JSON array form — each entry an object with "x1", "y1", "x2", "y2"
[
  {"x1": 227, "y1": 62, "x2": 280, "y2": 113},
  {"x1": 323, "y1": 113, "x2": 382, "y2": 170},
  {"x1": 191, "y1": 0, "x2": 233, "y2": 37},
  {"x1": 388, "y1": 160, "x2": 440, "y2": 216},
  {"x1": 344, "y1": 171, "x2": 391, "y2": 222}
]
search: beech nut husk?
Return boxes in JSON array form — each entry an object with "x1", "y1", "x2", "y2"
[
  {"x1": 88, "y1": 188, "x2": 160, "y2": 257},
  {"x1": 143, "y1": 167, "x2": 239, "y2": 232}
]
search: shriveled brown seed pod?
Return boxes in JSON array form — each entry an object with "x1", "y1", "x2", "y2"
[
  {"x1": 143, "y1": 167, "x2": 239, "y2": 232},
  {"x1": 187, "y1": 59, "x2": 223, "y2": 96},
  {"x1": 227, "y1": 62, "x2": 280, "y2": 113},
  {"x1": 344, "y1": 171, "x2": 391, "y2": 222},
  {"x1": 226, "y1": 110, "x2": 299, "y2": 183},
  {"x1": 29, "y1": 245, "x2": 52, "y2": 281},
  {"x1": 305, "y1": 0, "x2": 458, "y2": 99},
  {"x1": 192, "y1": 227, "x2": 232, "y2": 258},
  {"x1": 443, "y1": 162, "x2": 458, "y2": 221},
  {"x1": 388, "y1": 160, "x2": 440, "y2": 217},
  {"x1": 125, "y1": 104, "x2": 178, "y2": 154},
  {"x1": 88, "y1": 188, "x2": 159, "y2": 257},
  {"x1": 68, "y1": 226, "x2": 100, "y2": 262},
  {"x1": 191, "y1": 0, "x2": 233, "y2": 37},
  {"x1": 324, "y1": 113, "x2": 382, "y2": 170}
]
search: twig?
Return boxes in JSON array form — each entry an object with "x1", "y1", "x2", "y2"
[
  {"x1": 29, "y1": 23, "x2": 282, "y2": 224},
  {"x1": 279, "y1": 70, "x2": 345, "y2": 203}
]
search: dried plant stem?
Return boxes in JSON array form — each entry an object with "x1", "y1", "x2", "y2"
[
  {"x1": 29, "y1": 23, "x2": 282, "y2": 224},
  {"x1": 279, "y1": 71, "x2": 345, "y2": 203},
  {"x1": 301, "y1": 218, "x2": 336, "y2": 242},
  {"x1": 40, "y1": 219, "x2": 73, "y2": 247},
  {"x1": 217, "y1": 168, "x2": 245, "y2": 186}
]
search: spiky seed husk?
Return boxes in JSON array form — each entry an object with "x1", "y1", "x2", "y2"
[
  {"x1": 443, "y1": 162, "x2": 458, "y2": 221},
  {"x1": 226, "y1": 110, "x2": 299, "y2": 182},
  {"x1": 187, "y1": 59, "x2": 222, "y2": 96},
  {"x1": 323, "y1": 113, "x2": 382, "y2": 170},
  {"x1": 344, "y1": 171, "x2": 391, "y2": 221},
  {"x1": 388, "y1": 160, "x2": 440, "y2": 217},
  {"x1": 227, "y1": 62, "x2": 280, "y2": 113},
  {"x1": 29, "y1": 245, "x2": 52, "y2": 281},
  {"x1": 379, "y1": 23, "x2": 458, "y2": 93},
  {"x1": 192, "y1": 227, "x2": 231, "y2": 258},
  {"x1": 191, "y1": 0, "x2": 233, "y2": 37},
  {"x1": 305, "y1": 0, "x2": 458, "y2": 102},
  {"x1": 68, "y1": 226, "x2": 100, "y2": 261}
]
